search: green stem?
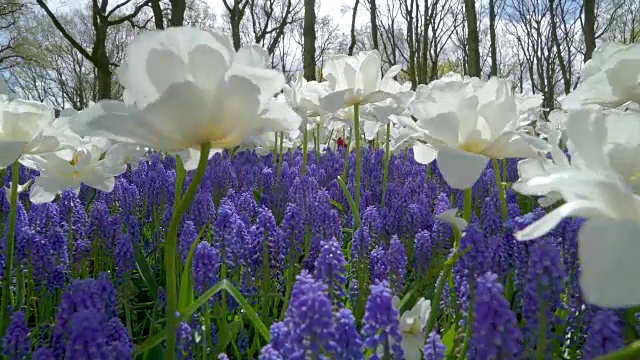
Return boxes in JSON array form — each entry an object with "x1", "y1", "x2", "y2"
[
  {"x1": 353, "y1": 103, "x2": 362, "y2": 219},
  {"x1": 15, "y1": 268, "x2": 23, "y2": 312},
  {"x1": 425, "y1": 163, "x2": 431, "y2": 183},
  {"x1": 0, "y1": 161, "x2": 19, "y2": 336},
  {"x1": 424, "y1": 260, "x2": 454, "y2": 336},
  {"x1": 460, "y1": 279, "x2": 475, "y2": 359},
  {"x1": 594, "y1": 340, "x2": 640, "y2": 360},
  {"x1": 315, "y1": 122, "x2": 321, "y2": 160},
  {"x1": 463, "y1": 188, "x2": 473, "y2": 223},
  {"x1": 492, "y1": 159, "x2": 508, "y2": 222},
  {"x1": 301, "y1": 128, "x2": 308, "y2": 175},
  {"x1": 276, "y1": 132, "x2": 284, "y2": 180},
  {"x1": 424, "y1": 243, "x2": 470, "y2": 337},
  {"x1": 164, "y1": 143, "x2": 211, "y2": 360},
  {"x1": 381, "y1": 122, "x2": 390, "y2": 207},
  {"x1": 273, "y1": 133, "x2": 278, "y2": 166}
]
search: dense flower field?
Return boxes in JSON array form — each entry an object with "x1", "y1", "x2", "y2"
[
  {"x1": 1, "y1": 26, "x2": 640, "y2": 360},
  {"x1": 0, "y1": 150, "x2": 632, "y2": 360}
]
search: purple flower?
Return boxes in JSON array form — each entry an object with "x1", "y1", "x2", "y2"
[
  {"x1": 64, "y1": 309, "x2": 111, "y2": 359},
  {"x1": 284, "y1": 271, "x2": 337, "y2": 358},
  {"x1": 3, "y1": 311, "x2": 30, "y2": 360},
  {"x1": 388, "y1": 235, "x2": 407, "y2": 294},
  {"x1": 351, "y1": 227, "x2": 371, "y2": 262},
  {"x1": 178, "y1": 221, "x2": 198, "y2": 264},
  {"x1": 369, "y1": 246, "x2": 389, "y2": 284},
  {"x1": 334, "y1": 308, "x2": 364, "y2": 359},
  {"x1": 361, "y1": 281, "x2": 403, "y2": 360},
  {"x1": 280, "y1": 203, "x2": 305, "y2": 263},
  {"x1": 361, "y1": 206, "x2": 382, "y2": 240},
  {"x1": 259, "y1": 344, "x2": 283, "y2": 360},
  {"x1": 249, "y1": 207, "x2": 285, "y2": 285},
  {"x1": 105, "y1": 317, "x2": 133, "y2": 359},
  {"x1": 583, "y1": 310, "x2": 625, "y2": 359},
  {"x1": 413, "y1": 230, "x2": 432, "y2": 277},
  {"x1": 424, "y1": 330, "x2": 446, "y2": 360},
  {"x1": 176, "y1": 320, "x2": 193, "y2": 360},
  {"x1": 314, "y1": 239, "x2": 347, "y2": 304},
  {"x1": 191, "y1": 242, "x2": 220, "y2": 295},
  {"x1": 188, "y1": 190, "x2": 215, "y2": 231},
  {"x1": 268, "y1": 322, "x2": 292, "y2": 355},
  {"x1": 51, "y1": 276, "x2": 119, "y2": 357},
  {"x1": 469, "y1": 272, "x2": 523, "y2": 360},
  {"x1": 114, "y1": 232, "x2": 135, "y2": 283},
  {"x1": 523, "y1": 240, "x2": 565, "y2": 347},
  {"x1": 32, "y1": 347, "x2": 54, "y2": 360}
]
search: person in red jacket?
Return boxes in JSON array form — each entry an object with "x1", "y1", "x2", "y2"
[{"x1": 337, "y1": 137, "x2": 347, "y2": 150}]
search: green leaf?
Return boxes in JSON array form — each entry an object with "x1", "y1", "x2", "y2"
[
  {"x1": 398, "y1": 288, "x2": 414, "y2": 312},
  {"x1": 330, "y1": 198, "x2": 346, "y2": 213},
  {"x1": 337, "y1": 176, "x2": 360, "y2": 230},
  {"x1": 134, "y1": 332, "x2": 165, "y2": 357},
  {"x1": 177, "y1": 227, "x2": 207, "y2": 314},
  {"x1": 184, "y1": 280, "x2": 270, "y2": 342},
  {"x1": 505, "y1": 274, "x2": 517, "y2": 310},
  {"x1": 132, "y1": 241, "x2": 158, "y2": 298},
  {"x1": 140, "y1": 343, "x2": 164, "y2": 360},
  {"x1": 219, "y1": 281, "x2": 271, "y2": 343},
  {"x1": 227, "y1": 319, "x2": 243, "y2": 335},
  {"x1": 442, "y1": 326, "x2": 456, "y2": 356},
  {"x1": 216, "y1": 321, "x2": 232, "y2": 353},
  {"x1": 135, "y1": 280, "x2": 270, "y2": 357}
]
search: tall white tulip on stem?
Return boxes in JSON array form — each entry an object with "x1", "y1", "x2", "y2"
[
  {"x1": 320, "y1": 50, "x2": 394, "y2": 222},
  {"x1": 72, "y1": 27, "x2": 301, "y2": 359}
]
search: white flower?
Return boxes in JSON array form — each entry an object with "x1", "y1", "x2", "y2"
[
  {"x1": 408, "y1": 76, "x2": 548, "y2": 189},
  {"x1": 0, "y1": 97, "x2": 61, "y2": 169},
  {"x1": 512, "y1": 107, "x2": 640, "y2": 307},
  {"x1": 282, "y1": 74, "x2": 327, "y2": 126},
  {"x1": 368, "y1": 65, "x2": 415, "y2": 124},
  {"x1": 26, "y1": 146, "x2": 127, "y2": 204},
  {"x1": 562, "y1": 42, "x2": 640, "y2": 109},
  {"x1": 515, "y1": 93, "x2": 544, "y2": 132},
  {"x1": 387, "y1": 296, "x2": 432, "y2": 360},
  {"x1": 319, "y1": 50, "x2": 394, "y2": 112},
  {"x1": 536, "y1": 110, "x2": 567, "y2": 142},
  {"x1": 73, "y1": 27, "x2": 300, "y2": 167}
]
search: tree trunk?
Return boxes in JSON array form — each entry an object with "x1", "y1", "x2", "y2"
[
  {"x1": 583, "y1": 0, "x2": 596, "y2": 62},
  {"x1": 303, "y1": 0, "x2": 316, "y2": 80},
  {"x1": 93, "y1": 23, "x2": 112, "y2": 100},
  {"x1": 489, "y1": 0, "x2": 498, "y2": 77},
  {"x1": 549, "y1": 0, "x2": 571, "y2": 94},
  {"x1": 150, "y1": 0, "x2": 164, "y2": 29},
  {"x1": 464, "y1": 0, "x2": 481, "y2": 77},
  {"x1": 170, "y1": 0, "x2": 186, "y2": 27},
  {"x1": 419, "y1": 0, "x2": 429, "y2": 83},
  {"x1": 229, "y1": 4, "x2": 243, "y2": 50},
  {"x1": 348, "y1": 0, "x2": 360, "y2": 55},
  {"x1": 369, "y1": 0, "x2": 379, "y2": 50}
]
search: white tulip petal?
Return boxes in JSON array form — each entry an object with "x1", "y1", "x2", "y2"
[
  {"x1": 320, "y1": 90, "x2": 349, "y2": 113},
  {"x1": 436, "y1": 147, "x2": 488, "y2": 189},
  {"x1": 361, "y1": 90, "x2": 392, "y2": 105},
  {"x1": 0, "y1": 142, "x2": 24, "y2": 169},
  {"x1": 147, "y1": 49, "x2": 189, "y2": 95},
  {"x1": 515, "y1": 200, "x2": 606, "y2": 240},
  {"x1": 412, "y1": 142, "x2": 437, "y2": 165},
  {"x1": 579, "y1": 218, "x2": 640, "y2": 307},
  {"x1": 435, "y1": 208, "x2": 468, "y2": 232},
  {"x1": 29, "y1": 183, "x2": 57, "y2": 204}
]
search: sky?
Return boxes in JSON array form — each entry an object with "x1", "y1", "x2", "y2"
[{"x1": 45, "y1": 0, "x2": 357, "y2": 30}]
